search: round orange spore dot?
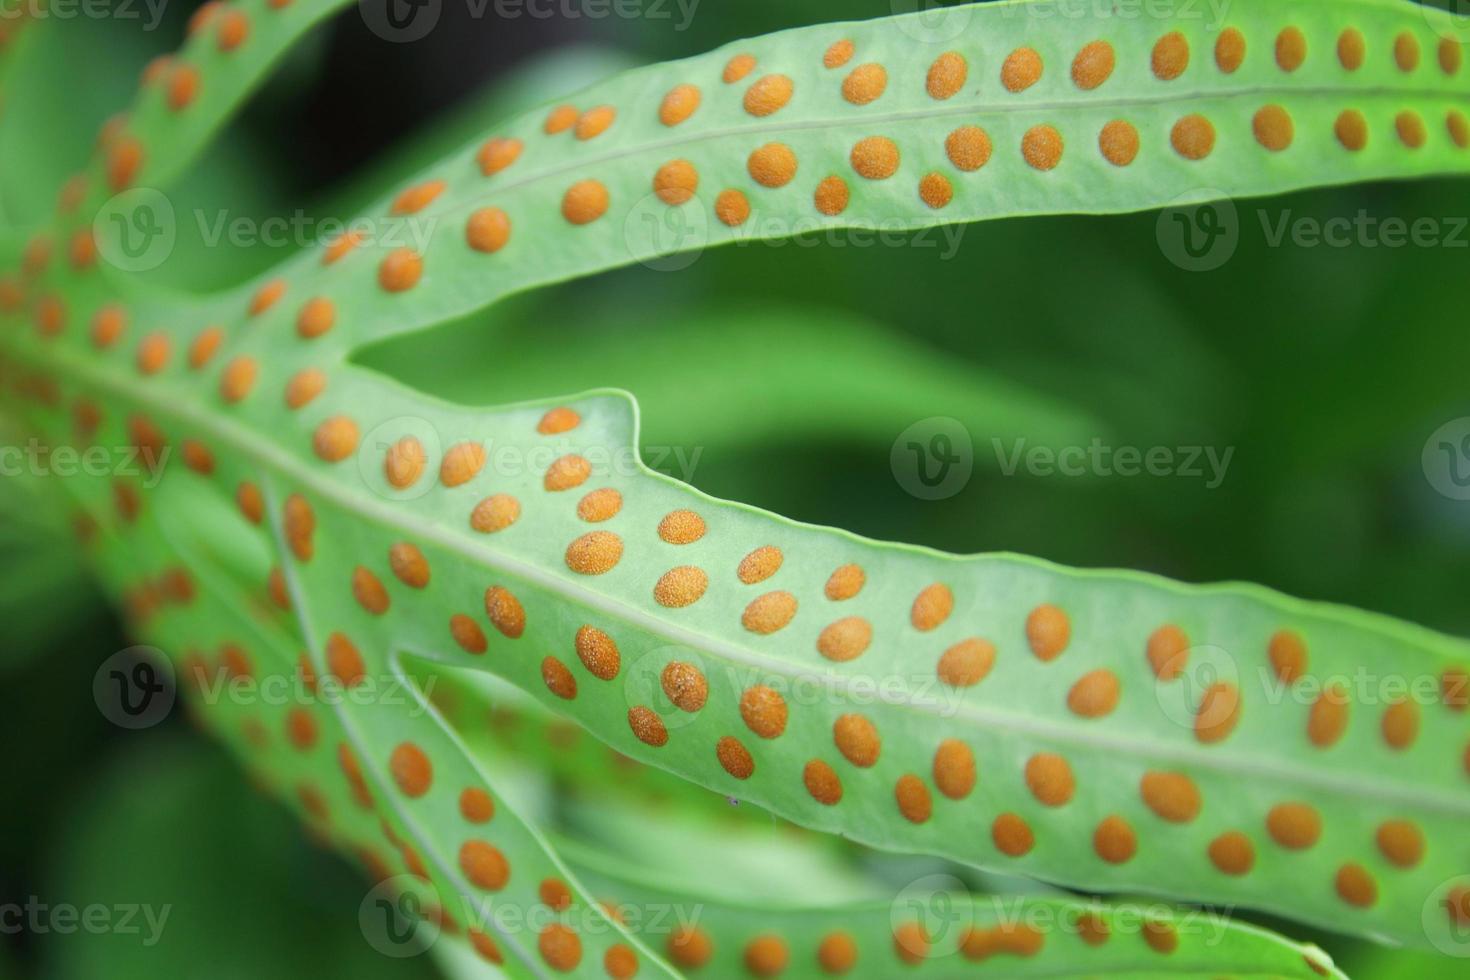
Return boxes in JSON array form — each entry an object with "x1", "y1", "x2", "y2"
[
  {"x1": 107, "y1": 135, "x2": 144, "y2": 191},
  {"x1": 1071, "y1": 39, "x2": 1114, "y2": 89},
  {"x1": 574, "y1": 105, "x2": 616, "y2": 140},
  {"x1": 1336, "y1": 864, "x2": 1377, "y2": 908},
  {"x1": 1308, "y1": 683, "x2": 1350, "y2": 747},
  {"x1": 1335, "y1": 109, "x2": 1369, "y2": 151},
  {"x1": 90, "y1": 305, "x2": 125, "y2": 348},
  {"x1": 1025, "y1": 604, "x2": 1070, "y2": 659},
  {"x1": 575, "y1": 624, "x2": 620, "y2": 680},
  {"x1": 544, "y1": 104, "x2": 577, "y2": 133},
  {"x1": 654, "y1": 159, "x2": 699, "y2": 205},
  {"x1": 1098, "y1": 119, "x2": 1139, "y2": 166},
  {"x1": 389, "y1": 742, "x2": 433, "y2": 797},
  {"x1": 537, "y1": 406, "x2": 580, "y2": 434},
  {"x1": 1394, "y1": 32, "x2": 1420, "y2": 72},
  {"x1": 577, "y1": 487, "x2": 622, "y2": 522},
  {"x1": 166, "y1": 64, "x2": 200, "y2": 111},
  {"x1": 391, "y1": 179, "x2": 445, "y2": 215},
  {"x1": 716, "y1": 735, "x2": 754, "y2": 779},
  {"x1": 813, "y1": 175, "x2": 850, "y2": 216},
  {"x1": 1152, "y1": 31, "x2": 1190, "y2": 80},
  {"x1": 466, "y1": 207, "x2": 511, "y2": 253},
  {"x1": 804, "y1": 759, "x2": 843, "y2": 805},
  {"x1": 918, "y1": 173, "x2": 952, "y2": 209},
  {"x1": 1215, "y1": 27, "x2": 1246, "y2": 73},
  {"x1": 541, "y1": 656, "x2": 577, "y2": 699},
  {"x1": 1336, "y1": 28, "x2": 1365, "y2": 70},
  {"x1": 1396, "y1": 111, "x2": 1427, "y2": 148},
  {"x1": 895, "y1": 773, "x2": 932, "y2": 823},
  {"x1": 285, "y1": 707, "x2": 317, "y2": 750},
  {"x1": 313, "y1": 416, "x2": 359, "y2": 462},
  {"x1": 654, "y1": 565, "x2": 708, "y2": 607},
  {"x1": 744, "y1": 73, "x2": 793, "y2": 116},
  {"x1": 668, "y1": 926, "x2": 714, "y2": 968},
  {"x1": 1441, "y1": 37, "x2": 1463, "y2": 75},
  {"x1": 544, "y1": 453, "x2": 592, "y2": 490},
  {"x1": 937, "y1": 637, "x2": 995, "y2": 687},
  {"x1": 295, "y1": 296, "x2": 335, "y2": 339},
  {"x1": 1001, "y1": 46, "x2": 1043, "y2": 92},
  {"x1": 1194, "y1": 681, "x2": 1241, "y2": 742},
  {"x1": 1025, "y1": 752, "x2": 1075, "y2": 806},
  {"x1": 743, "y1": 591, "x2": 798, "y2": 634},
  {"x1": 450, "y1": 613, "x2": 487, "y2": 654},
  {"x1": 352, "y1": 566, "x2": 390, "y2": 614},
  {"x1": 249, "y1": 278, "x2": 286, "y2": 316},
  {"x1": 940, "y1": 126, "x2": 992, "y2": 174},
  {"x1": 658, "y1": 510, "x2": 705, "y2": 547},
  {"x1": 659, "y1": 83, "x2": 701, "y2": 126},
  {"x1": 893, "y1": 922, "x2": 928, "y2": 964},
  {"x1": 661, "y1": 660, "x2": 708, "y2": 712},
  {"x1": 825, "y1": 563, "x2": 865, "y2": 600},
  {"x1": 1376, "y1": 819, "x2": 1423, "y2": 867},
  {"x1": 68, "y1": 229, "x2": 96, "y2": 269},
  {"x1": 715, "y1": 188, "x2": 751, "y2": 226},
  {"x1": 992, "y1": 812, "x2": 1034, "y2": 856},
  {"x1": 849, "y1": 135, "x2": 899, "y2": 180},
  {"x1": 484, "y1": 586, "x2": 526, "y2": 638},
  {"x1": 1067, "y1": 669, "x2": 1120, "y2": 718},
  {"x1": 740, "y1": 684, "x2": 787, "y2": 738},
  {"x1": 910, "y1": 582, "x2": 954, "y2": 630},
  {"x1": 219, "y1": 356, "x2": 258, "y2": 403},
  {"x1": 285, "y1": 368, "x2": 327, "y2": 409},
  {"x1": 817, "y1": 616, "x2": 871, "y2": 661},
  {"x1": 237, "y1": 482, "x2": 265, "y2": 524},
  {"x1": 926, "y1": 50, "x2": 967, "y2": 100},
  {"x1": 1382, "y1": 698, "x2": 1419, "y2": 750},
  {"x1": 440, "y1": 441, "x2": 486, "y2": 487},
  {"x1": 1140, "y1": 771, "x2": 1201, "y2": 822},
  {"x1": 723, "y1": 52, "x2": 758, "y2": 83},
  {"x1": 470, "y1": 491, "x2": 519, "y2": 532},
  {"x1": 1276, "y1": 26, "x2": 1306, "y2": 71},
  {"x1": 136, "y1": 332, "x2": 171, "y2": 374},
  {"x1": 286, "y1": 494, "x2": 317, "y2": 560},
  {"x1": 378, "y1": 248, "x2": 423, "y2": 291},
  {"x1": 815, "y1": 931, "x2": 857, "y2": 973},
  {"x1": 468, "y1": 929, "x2": 502, "y2": 965},
  {"x1": 748, "y1": 142, "x2": 798, "y2": 187},
  {"x1": 1253, "y1": 105, "x2": 1294, "y2": 151},
  {"x1": 35, "y1": 296, "x2": 66, "y2": 336},
  {"x1": 389, "y1": 542, "x2": 430, "y2": 588},
  {"x1": 565, "y1": 531, "x2": 624, "y2": 575},
  {"x1": 1094, "y1": 814, "x2": 1137, "y2": 863},
  {"x1": 932, "y1": 738, "x2": 976, "y2": 799},
  {"x1": 561, "y1": 179, "x2": 610, "y2": 224},
  {"x1": 833, "y1": 713, "x2": 880, "y2": 766},
  {"x1": 627, "y1": 705, "x2": 668, "y2": 746},
  {"x1": 1170, "y1": 114, "x2": 1216, "y2": 159},
  {"x1": 537, "y1": 878, "x2": 572, "y2": 912},
  {"x1": 1447, "y1": 886, "x2": 1470, "y2": 928},
  {"x1": 322, "y1": 230, "x2": 361, "y2": 264},
  {"x1": 1142, "y1": 920, "x2": 1178, "y2": 955},
  {"x1": 1209, "y1": 831, "x2": 1255, "y2": 875},
  {"x1": 1449, "y1": 111, "x2": 1470, "y2": 148},
  {"x1": 737, "y1": 545, "x2": 783, "y2": 583},
  {"x1": 841, "y1": 63, "x2": 887, "y2": 105},
  {"x1": 477, "y1": 136, "x2": 522, "y2": 175},
  {"x1": 1266, "y1": 801, "x2": 1321, "y2": 849},
  {"x1": 459, "y1": 840, "x2": 510, "y2": 890},
  {"x1": 824, "y1": 39, "x2": 854, "y2": 68},
  {"x1": 180, "y1": 440, "x2": 215, "y2": 474},
  {"x1": 1022, "y1": 125, "x2": 1064, "y2": 170},
  {"x1": 1267, "y1": 629, "x2": 1307, "y2": 682}
]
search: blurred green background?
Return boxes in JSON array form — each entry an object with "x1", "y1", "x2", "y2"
[{"x1": 2, "y1": 1, "x2": 1467, "y2": 977}]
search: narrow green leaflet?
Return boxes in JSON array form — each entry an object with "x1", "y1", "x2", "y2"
[{"x1": 1, "y1": 0, "x2": 1469, "y2": 975}]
